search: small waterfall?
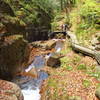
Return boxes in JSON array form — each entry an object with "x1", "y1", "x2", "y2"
[
  {"x1": 12, "y1": 39, "x2": 64, "y2": 100},
  {"x1": 12, "y1": 71, "x2": 48, "y2": 100}
]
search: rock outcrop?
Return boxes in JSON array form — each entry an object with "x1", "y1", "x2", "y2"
[
  {"x1": 0, "y1": 0, "x2": 31, "y2": 80},
  {"x1": 0, "y1": 79, "x2": 23, "y2": 100},
  {"x1": 0, "y1": 35, "x2": 31, "y2": 80}
]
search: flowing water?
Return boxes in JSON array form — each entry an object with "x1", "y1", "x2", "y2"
[
  {"x1": 12, "y1": 39, "x2": 64, "y2": 100},
  {"x1": 12, "y1": 71, "x2": 48, "y2": 100}
]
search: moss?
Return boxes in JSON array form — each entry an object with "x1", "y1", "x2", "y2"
[
  {"x1": 82, "y1": 79, "x2": 91, "y2": 88},
  {"x1": 66, "y1": 66, "x2": 73, "y2": 71},
  {"x1": 48, "y1": 79, "x2": 57, "y2": 88},
  {"x1": 73, "y1": 55, "x2": 81, "y2": 63},
  {"x1": 77, "y1": 64, "x2": 87, "y2": 70},
  {"x1": 60, "y1": 57, "x2": 71, "y2": 67}
]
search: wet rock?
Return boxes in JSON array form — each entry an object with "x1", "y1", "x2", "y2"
[
  {"x1": 95, "y1": 87, "x2": 100, "y2": 99},
  {"x1": 46, "y1": 52, "x2": 65, "y2": 67},
  {"x1": 0, "y1": 35, "x2": 31, "y2": 80},
  {"x1": 31, "y1": 39, "x2": 56, "y2": 50},
  {"x1": 0, "y1": 79, "x2": 23, "y2": 100},
  {"x1": 47, "y1": 56, "x2": 61, "y2": 67}
]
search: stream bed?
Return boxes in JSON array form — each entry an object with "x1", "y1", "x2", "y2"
[
  {"x1": 12, "y1": 39, "x2": 64, "y2": 100},
  {"x1": 12, "y1": 71, "x2": 48, "y2": 100}
]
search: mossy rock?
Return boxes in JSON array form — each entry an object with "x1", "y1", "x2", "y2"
[{"x1": 95, "y1": 87, "x2": 100, "y2": 99}]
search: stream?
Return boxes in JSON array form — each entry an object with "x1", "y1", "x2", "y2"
[
  {"x1": 12, "y1": 71, "x2": 48, "y2": 100},
  {"x1": 12, "y1": 39, "x2": 64, "y2": 100}
]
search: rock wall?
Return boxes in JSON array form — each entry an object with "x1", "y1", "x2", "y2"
[
  {"x1": 0, "y1": 0, "x2": 31, "y2": 80},
  {"x1": 0, "y1": 35, "x2": 31, "y2": 80}
]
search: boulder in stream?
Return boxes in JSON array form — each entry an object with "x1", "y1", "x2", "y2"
[{"x1": 0, "y1": 79, "x2": 23, "y2": 100}]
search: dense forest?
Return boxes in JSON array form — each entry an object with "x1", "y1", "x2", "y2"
[{"x1": 0, "y1": 0, "x2": 100, "y2": 100}]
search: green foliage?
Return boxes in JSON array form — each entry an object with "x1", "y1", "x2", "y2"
[
  {"x1": 77, "y1": 64, "x2": 87, "y2": 70},
  {"x1": 79, "y1": 0, "x2": 100, "y2": 28},
  {"x1": 87, "y1": 71, "x2": 100, "y2": 79},
  {"x1": 66, "y1": 66, "x2": 73, "y2": 71},
  {"x1": 4, "y1": 15, "x2": 26, "y2": 26},
  {"x1": 15, "y1": 11, "x2": 25, "y2": 17},
  {"x1": 69, "y1": 0, "x2": 100, "y2": 41},
  {"x1": 73, "y1": 55, "x2": 81, "y2": 62},
  {"x1": 61, "y1": 57, "x2": 71, "y2": 67},
  {"x1": 59, "y1": 0, "x2": 76, "y2": 10},
  {"x1": 82, "y1": 79, "x2": 91, "y2": 88},
  {"x1": 4, "y1": 0, "x2": 59, "y2": 28}
]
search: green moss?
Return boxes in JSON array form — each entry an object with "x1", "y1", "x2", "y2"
[
  {"x1": 48, "y1": 79, "x2": 57, "y2": 88},
  {"x1": 77, "y1": 64, "x2": 87, "y2": 70},
  {"x1": 61, "y1": 57, "x2": 71, "y2": 67},
  {"x1": 73, "y1": 55, "x2": 81, "y2": 62},
  {"x1": 66, "y1": 66, "x2": 73, "y2": 71},
  {"x1": 82, "y1": 79, "x2": 91, "y2": 88}
]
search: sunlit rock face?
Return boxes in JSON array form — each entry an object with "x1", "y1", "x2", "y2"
[
  {"x1": 0, "y1": 79, "x2": 23, "y2": 100},
  {"x1": 0, "y1": 35, "x2": 31, "y2": 80}
]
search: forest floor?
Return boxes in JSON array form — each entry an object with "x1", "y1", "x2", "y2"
[{"x1": 39, "y1": 39, "x2": 100, "y2": 100}]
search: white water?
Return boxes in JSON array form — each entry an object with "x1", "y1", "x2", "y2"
[
  {"x1": 22, "y1": 88, "x2": 40, "y2": 100},
  {"x1": 12, "y1": 71, "x2": 48, "y2": 100}
]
